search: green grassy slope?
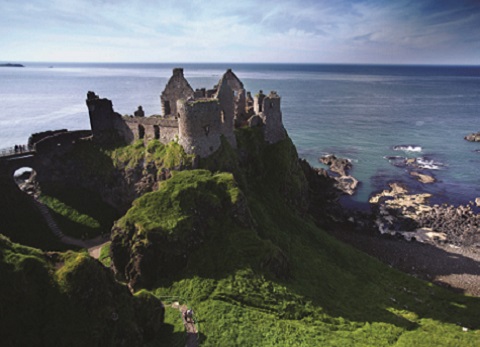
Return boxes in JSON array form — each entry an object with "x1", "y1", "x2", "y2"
[
  {"x1": 0, "y1": 234, "x2": 164, "y2": 346},
  {"x1": 113, "y1": 130, "x2": 480, "y2": 346},
  {"x1": 2, "y1": 130, "x2": 479, "y2": 346}
]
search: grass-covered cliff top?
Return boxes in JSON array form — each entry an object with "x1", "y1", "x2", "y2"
[{"x1": 2, "y1": 128, "x2": 480, "y2": 346}]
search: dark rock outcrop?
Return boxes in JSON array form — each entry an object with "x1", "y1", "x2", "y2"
[
  {"x1": 319, "y1": 154, "x2": 359, "y2": 195},
  {"x1": 465, "y1": 132, "x2": 480, "y2": 142},
  {"x1": 370, "y1": 183, "x2": 480, "y2": 247},
  {"x1": 0, "y1": 63, "x2": 24, "y2": 67}
]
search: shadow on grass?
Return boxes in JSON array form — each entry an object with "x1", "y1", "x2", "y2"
[
  {"x1": 150, "y1": 202, "x2": 480, "y2": 336},
  {"x1": 41, "y1": 184, "x2": 119, "y2": 239}
]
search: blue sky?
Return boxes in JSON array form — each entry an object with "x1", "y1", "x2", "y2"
[{"x1": 0, "y1": 0, "x2": 479, "y2": 64}]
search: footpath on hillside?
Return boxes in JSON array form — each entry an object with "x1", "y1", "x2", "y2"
[{"x1": 171, "y1": 302, "x2": 199, "y2": 347}]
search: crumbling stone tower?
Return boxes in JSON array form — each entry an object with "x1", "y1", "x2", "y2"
[
  {"x1": 177, "y1": 99, "x2": 223, "y2": 157},
  {"x1": 160, "y1": 68, "x2": 194, "y2": 118},
  {"x1": 214, "y1": 73, "x2": 237, "y2": 148},
  {"x1": 259, "y1": 91, "x2": 286, "y2": 144}
]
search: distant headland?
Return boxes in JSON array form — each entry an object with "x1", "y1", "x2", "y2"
[{"x1": 0, "y1": 63, "x2": 24, "y2": 67}]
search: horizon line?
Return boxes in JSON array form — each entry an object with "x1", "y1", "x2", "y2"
[{"x1": 2, "y1": 61, "x2": 480, "y2": 67}]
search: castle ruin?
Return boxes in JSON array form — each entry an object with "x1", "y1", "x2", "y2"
[{"x1": 87, "y1": 68, "x2": 286, "y2": 157}]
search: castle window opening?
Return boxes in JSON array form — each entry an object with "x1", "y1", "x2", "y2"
[
  {"x1": 138, "y1": 124, "x2": 145, "y2": 139},
  {"x1": 270, "y1": 102, "x2": 274, "y2": 109},
  {"x1": 221, "y1": 111, "x2": 225, "y2": 123},
  {"x1": 164, "y1": 101, "x2": 171, "y2": 115},
  {"x1": 203, "y1": 125, "x2": 210, "y2": 136},
  {"x1": 154, "y1": 125, "x2": 160, "y2": 140}
]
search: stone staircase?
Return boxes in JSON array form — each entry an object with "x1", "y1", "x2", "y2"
[
  {"x1": 33, "y1": 199, "x2": 65, "y2": 238},
  {"x1": 33, "y1": 197, "x2": 107, "y2": 249}
]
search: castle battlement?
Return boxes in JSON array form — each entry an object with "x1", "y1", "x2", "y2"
[{"x1": 87, "y1": 68, "x2": 286, "y2": 157}]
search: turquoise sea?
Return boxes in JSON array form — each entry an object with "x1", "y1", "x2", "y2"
[{"x1": 1, "y1": 63, "x2": 479, "y2": 207}]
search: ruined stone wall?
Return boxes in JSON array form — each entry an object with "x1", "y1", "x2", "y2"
[
  {"x1": 124, "y1": 116, "x2": 179, "y2": 144},
  {"x1": 28, "y1": 129, "x2": 68, "y2": 148},
  {"x1": 219, "y1": 69, "x2": 247, "y2": 126},
  {"x1": 261, "y1": 91, "x2": 286, "y2": 144},
  {"x1": 215, "y1": 78, "x2": 237, "y2": 148},
  {"x1": 253, "y1": 91, "x2": 266, "y2": 114},
  {"x1": 160, "y1": 68, "x2": 194, "y2": 118},
  {"x1": 35, "y1": 130, "x2": 93, "y2": 155},
  {"x1": 86, "y1": 91, "x2": 133, "y2": 145},
  {"x1": 177, "y1": 99, "x2": 223, "y2": 157}
]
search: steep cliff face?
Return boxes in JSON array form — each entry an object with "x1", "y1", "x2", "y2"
[
  {"x1": 0, "y1": 173, "x2": 62, "y2": 250},
  {"x1": 33, "y1": 139, "x2": 194, "y2": 213},
  {"x1": 110, "y1": 170, "x2": 256, "y2": 289},
  {"x1": 109, "y1": 128, "x2": 309, "y2": 289}
]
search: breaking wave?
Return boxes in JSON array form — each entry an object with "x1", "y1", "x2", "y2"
[
  {"x1": 393, "y1": 145, "x2": 422, "y2": 153},
  {"x1": 416, "y1": 157, "x2": 443, "y2": 170},
  {"x1": 384, "y1": 156, "x2": 444, "y2": 170}
]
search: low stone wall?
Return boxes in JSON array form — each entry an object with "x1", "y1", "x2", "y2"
[{"x1": 124, "y1": 116, "x2": 179, "y2": 144}]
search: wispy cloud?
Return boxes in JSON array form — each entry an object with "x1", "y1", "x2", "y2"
[{"x1": 0, "y1": 0, "x2": 479, "y2": 63}]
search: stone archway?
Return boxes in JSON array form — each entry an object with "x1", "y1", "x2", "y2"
[{"x1": 13, "y1": 167, "x2": 37, "y2": 196}]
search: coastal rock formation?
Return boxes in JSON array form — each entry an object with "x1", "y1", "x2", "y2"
[
  {"x1": 370, "y1": 183, "x2": 480, "y2": 247},
  {"x1": 465, "y1": 132, "x2": 480, "y2": 142},
  {"x1": 319, "y1": 154, "x2": 359, "y2": 195},
  {"x1": 0, "y1": 63, "x2": 24, "y2": 67}
]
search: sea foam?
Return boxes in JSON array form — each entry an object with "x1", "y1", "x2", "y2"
[{"x1": 393, "y1": 145, "x2": 422, "y2": 153}]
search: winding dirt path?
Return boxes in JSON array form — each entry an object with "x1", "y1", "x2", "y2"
[{"x1": 171, "y1": 301, "x2": 199, "y2": 347}]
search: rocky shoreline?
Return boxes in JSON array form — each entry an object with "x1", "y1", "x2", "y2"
[
  {"x1": 369, "y1": 183, "x2": 480, "y2": 247},
  {"x1": 310, "y1": 151, "x2": 480, "y2": 296}
]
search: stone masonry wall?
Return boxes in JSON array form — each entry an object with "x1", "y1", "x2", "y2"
[
  {"x1": 261, "y1": 91, "x2": 286, "y2": 144},
  {"x1": 177, "y1": 99, "x2": 223, "y2": 157},
  {"x1": 124, "y1": 117, "x2": 179, "y2": 144},
  {"x1": 160, "y1": 68, "x2": 194, "y2": 118},
  {"x1": 86, "y1": 91, "x2": 133, "y2": 145},
  {"x1": 215, "y1": 76, "x2": 237, "y2": 148}
]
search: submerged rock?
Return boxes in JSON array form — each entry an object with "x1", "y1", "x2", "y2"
[{"x1": 410, "y1": 171, "x2": 436, "y2": 184}]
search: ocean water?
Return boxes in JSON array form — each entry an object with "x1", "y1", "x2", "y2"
[{"x1": 1, "y1": 63, "x2": 480, "y2": 207}]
